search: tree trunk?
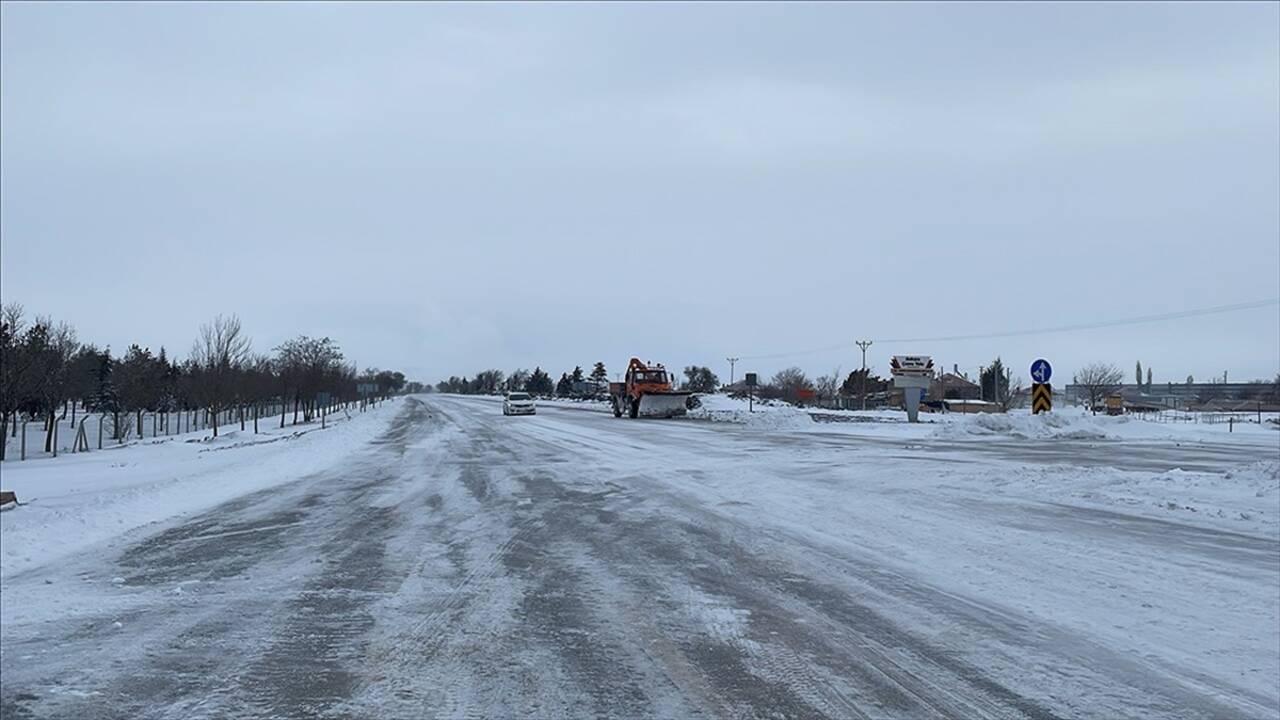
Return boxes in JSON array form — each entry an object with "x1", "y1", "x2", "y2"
[
  {"x1": 0, "y1": 412, "x2": 8, "y2": 461},
  {"x1": 212, "y1": 406, "x2": 219, "y2": 437},
  {"x1": 240, "y1": 405, "x2": 246, "y2": 432},
  {"x1": 137, "y1": 409, "x2": 144, "y2": 439},
  {"x1": 292, "y1": 396, "x2": 299, "y2": 426},
  {"x1": 254, "y1": 404, "x2": 259, "y2": 434}
]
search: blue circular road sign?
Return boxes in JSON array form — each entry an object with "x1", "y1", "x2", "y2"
[{"x1": 1030, "y1": 358, "x2": 1052, "y2": 384}]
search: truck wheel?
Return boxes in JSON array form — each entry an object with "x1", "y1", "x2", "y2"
[
  {"x1": 629, "y1": 398, "x2": 639, "y2": 419},
  {"x1": 612, "y1": 399, "x2": 622, "y2": 418}
]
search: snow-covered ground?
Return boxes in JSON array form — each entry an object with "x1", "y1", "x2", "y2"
[
  {"x1": 690, "y1": 392, "x2": 1280, "y2": 441},
  {"x1": 2, "y1": 393, "x2": 1277, "y2": 718},
  {"x1": 0, "y1": 400, "x2": 402, "y2": 579}
]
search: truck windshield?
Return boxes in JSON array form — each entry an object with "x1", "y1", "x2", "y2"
[{"x1": 633, "y1": 372, "x2": 666, "y2": 384}]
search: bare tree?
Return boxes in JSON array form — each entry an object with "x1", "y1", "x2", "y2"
[
  {"x1": 19, "y1": 318, "x2": 80, "y2": 451},
  {"x1": 473, "y1": 369, "x2": 505, "y2": 395},
  {"x1": 814, "y1": 366, "x2": 841, "y2": 406},
  {"x1": 999, "y1": 375, "x2": 1025, "y2": 412},
  {"x1": 274, "y1": 335, "x2": 345, "y2": 423},
  {"x1": 768, "y1": 367, "x2": 813, "y2": 404},
  {"x1": 189, "y1": 315, "x2": 252, "y2": 437},
  {"x1": 1075, "y1": 362, "x2": 1124, "y2": 414}
]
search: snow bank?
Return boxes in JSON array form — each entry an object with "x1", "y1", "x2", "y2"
[
  {"x1": 687, "y1": 394, "x2": 814, "y2": 430},
  {"x1": 929, "y1": 409, "x2": 1279, "y2": 443},
  {"x1": 0, "y1": 399, "x2": 406, "y2": 579},
  {"x1": 932, "y1": 411, "x2": 1114, "y2": 440},
  {"x1": 1003, "y1": 459, "x2": 1280, "y2": 539}
]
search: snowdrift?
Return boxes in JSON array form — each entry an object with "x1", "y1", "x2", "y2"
[
  {"x1": 932, "y1": 411, "x2": 1114, "y2": 440},
  {"x1": 687, "y1": 394, "x2": 814, "y2": 430}
]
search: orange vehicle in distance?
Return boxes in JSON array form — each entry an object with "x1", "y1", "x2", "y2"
[{"x1": 609, "y1": 358, "x2": 692, "y2": 418}]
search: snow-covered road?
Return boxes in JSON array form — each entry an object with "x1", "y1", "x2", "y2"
[{"x1": 1, "y1": 395, "x2": 1277, "y2": 719}]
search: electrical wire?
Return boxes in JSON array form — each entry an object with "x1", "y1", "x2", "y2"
[{"x1": 737, "y1": 297, "x2": 1280, "y2": 361}]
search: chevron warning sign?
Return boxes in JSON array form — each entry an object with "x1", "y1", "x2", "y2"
[{"x1": 1032, "y1": 383, "x2": 1052, "y2": 414}]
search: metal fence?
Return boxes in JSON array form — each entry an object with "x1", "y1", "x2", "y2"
[{"x1": 2, "y1": 400, "x2": 299, "y2": 462}]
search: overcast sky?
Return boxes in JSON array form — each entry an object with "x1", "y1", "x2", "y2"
[{"x1": 3, "y1": 2, "x2": 1278, "y2": 385}]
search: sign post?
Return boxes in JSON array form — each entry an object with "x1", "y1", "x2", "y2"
[
  {"x1": 745, "y1": 373, "x2": 758, "y2": 413},
  {"x1": 1030, "y1": 359, "x2": 1053, "y2": 414},
  {"x1": 890, "y1": 355, "x2": 934, "y2": 423}
]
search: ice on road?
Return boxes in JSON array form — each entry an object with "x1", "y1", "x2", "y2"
[{"x1": 1, "y1": 395, "x2": 1277, "y2": 719}]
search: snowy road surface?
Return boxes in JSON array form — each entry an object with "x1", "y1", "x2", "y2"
[{"x1": 2, "y1": 395, "x2": 1277, "y2": 719}]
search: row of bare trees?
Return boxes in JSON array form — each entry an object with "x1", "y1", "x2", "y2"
[{"x1": 0, "y1": 305, "x2": 412, "y2": 459}]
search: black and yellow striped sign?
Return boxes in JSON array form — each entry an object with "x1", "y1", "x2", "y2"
[{"x1": 1032, "y1": 383, "x2": 1052, "y2": 414}]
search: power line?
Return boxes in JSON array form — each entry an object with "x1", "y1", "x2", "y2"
[{"x1": 736, "y1": 297, "x2": 1280, "y2": 361}]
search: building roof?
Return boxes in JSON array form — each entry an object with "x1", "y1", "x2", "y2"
[{"x1": 934, "y1": 373, "x2": 978, "y2": 388}]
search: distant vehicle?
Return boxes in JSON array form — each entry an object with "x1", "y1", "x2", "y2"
[
  {"x1": 609, "y1": 357, "x2": 692, "y2": 418},
  {"x1": 503, "y1": 392, "x2": 536, "y2": 416}
]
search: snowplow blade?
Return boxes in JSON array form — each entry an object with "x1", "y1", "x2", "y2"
[{"x1": 638, "y1": 392, "x2": 691, "y2": 418}]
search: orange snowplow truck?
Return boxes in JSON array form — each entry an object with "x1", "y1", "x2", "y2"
[{"x1": 609, "y1": 358, "x2": 692, "y2": 418}]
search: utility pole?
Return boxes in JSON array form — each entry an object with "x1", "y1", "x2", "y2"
[
  {"x1": 726, "y1": 357, "x2": 739, "y2": 387},
  {"x1": 855, "y1": 340, "x2": 873, "y2": 411}
]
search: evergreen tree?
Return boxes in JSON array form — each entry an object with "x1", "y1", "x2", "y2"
[
  {"x1": 1145, "y1": 367, "x2": 1152, "y2": 390},
  {"x1": 840, "y1": 368, "x2": 886, "y2": 398},
  {"x1": 526, "y1": 367, "x2": 553, "y2": 396},
  {"x1": 555, "y1": 373, "x2": 572, "y2": 397},
  {"x1": 681, "y1": 365, "x2": 720, "y2": 393},
  {"x1": 979, "y1": 358, "x2": 1010, "y2": 403},
  {"x1": 571, "y1": 366, "x2": 584, "y2": 383},
  {"x1": 589, "y1": 362, "x2": 607, "y2": 382},
  {"x1": 64, "y1": 345, "x2": 103, "y2": 413},
  {"x1": 1135, "y1": 361, "x2": 1143, "y2": 386},
  {"x1": 92, "y1": 350, "x2": 118, "y2": 413},
  {"x1": 505, "y1": 369, "x2": 530, "y2": 392}
]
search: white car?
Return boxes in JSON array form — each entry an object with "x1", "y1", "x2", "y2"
[{"x1": 503, "y1": 392, "x2": 536, "y2": 416}]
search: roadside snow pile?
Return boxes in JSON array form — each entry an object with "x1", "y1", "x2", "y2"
[
  {"x1": 1224, "y1": 460, "x2": 1280, "y2": 504},
  {"x1": 933, "y1": 411, "x2": 1114, "y2": 440},
  {"x1": 688, "y1": 394, "x2": 813, "y2": 430},
  {"x1": 1135, "y1": 462, "x2": 1279, "y2": 531},
  {"x1": 1006, "y1": 460, "x2": 1280, "y2": 538},
  {"x1": 0, "y1": 399, "x2": 406, "y2": 579}
]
